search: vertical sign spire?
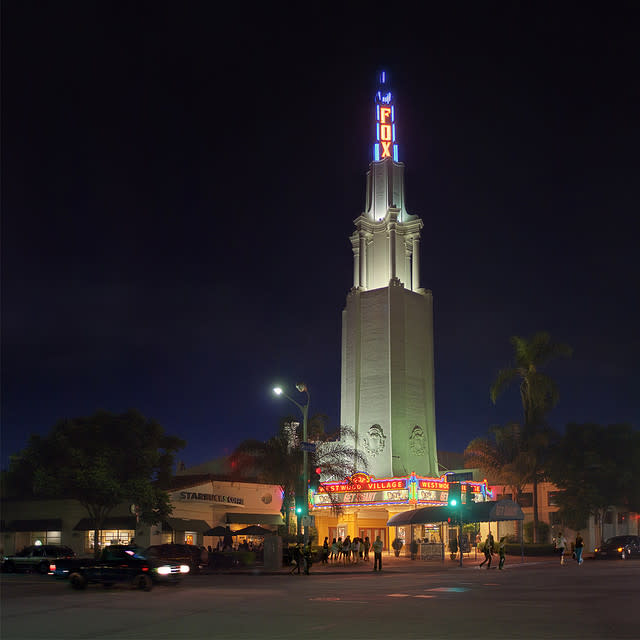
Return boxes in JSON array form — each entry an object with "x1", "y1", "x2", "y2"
[{"x1": 373, "y1": 70, "x2": 398, "y2": 162}]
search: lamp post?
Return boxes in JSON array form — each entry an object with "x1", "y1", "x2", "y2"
[{"x1": 273, "y1": 383, "x2": 310, "y2": 547}]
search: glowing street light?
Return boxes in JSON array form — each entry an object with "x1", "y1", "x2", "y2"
[{"x1": 273, "y1": 383, "x2": 310, "y2": 546}]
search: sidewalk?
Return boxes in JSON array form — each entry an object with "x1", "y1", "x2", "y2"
[{"x1": 204, "y1": 553, "x2": 559, "y2": 576}]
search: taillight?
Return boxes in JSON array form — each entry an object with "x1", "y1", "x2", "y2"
[
  {"x1": 49, "y1": 564, "x2": 56, "y2": 572},
  {"x1": 142, "y1": 566, "x2": 149, "y2": 572}
]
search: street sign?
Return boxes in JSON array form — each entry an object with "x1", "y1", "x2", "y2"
[{"x1": 300, "y1": 441, "x2": 316, "y2": 452}]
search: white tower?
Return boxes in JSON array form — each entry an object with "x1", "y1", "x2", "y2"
[{"x1": 340, "y1": 72, "x2": 438, "y2": 479}]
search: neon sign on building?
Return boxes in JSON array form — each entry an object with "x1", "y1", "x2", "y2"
[
  {"x1": 373, "y1": 70, "x2": 399, "y2": 162},
  {"x1": 312, "y1": 472, "x2": 491, "y2": 509}
]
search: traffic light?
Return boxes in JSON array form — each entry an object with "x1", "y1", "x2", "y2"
[
  {"x1": 448, "y1": 482, "x2": 461, "y2": 507},
  {"x1": 309, "y1": 467, "x2": 322, "y2": 492},
  {"x1": 295, "y1": 494, "x2": 308, "y2": 517}
]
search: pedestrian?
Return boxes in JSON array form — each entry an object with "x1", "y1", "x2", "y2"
[
  {"x1": 342, "y1": 536, "x2": 351, "y2": 563},
  {"x1": 322, "y1": 537, "x2": 329, "y2": 564},
  {"x1": 363, "y1": 536, "x2": 371, "y2": 561},
  {"x1": 410, "y1": 539, "x2": 418, "y2": 560},
  {"x1": 557, "y1": 532, "x2": 567, "y2": 565},
  {"x1": 372, "y1": 535, "x2": 383, "y2": 572},
  {"x1": 330, "y1": 537, "x2": 339, "y2": 562},
  {"x1": 498, "y1": 537, "x2": 506, "y2": 570},
  {"x1": 290, "y1": 543, "x2": 302, "y2": 574},
  {"x1": 351, "y1": 537, "x2": 360, "y2": 564},
  {"x1": 479, "y1": 531, "x2": 494, "y2": 569},
  {"x1": 575, "y1": 532, "x2": 584, "y2": 565},
  {"x1": 302, "y1": 541, "x2": 312, "y2": 575}
]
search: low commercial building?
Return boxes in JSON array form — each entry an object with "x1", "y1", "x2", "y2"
[{"x1": 1, "y1": 475, "x2": 283, "y2": 556}]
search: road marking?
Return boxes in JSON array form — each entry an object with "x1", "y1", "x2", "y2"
[
  {"x1": 388, "y1": 593, "x2": 411, "y2": 597},
  {"x1": 414, "y1": 595, "x2": 436, "y2": 598},
  {"x1": 427, "y1": 587, "x2": 469, "y2": 592},
  {"x1": 309, "y1": 597, "x2": 341, "y2": 601}
]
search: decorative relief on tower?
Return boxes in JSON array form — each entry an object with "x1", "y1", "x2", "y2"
[
  {"x1": 363, "y1": 424, "x2": 386, "y2": 457},
  {"x1": 409, "y1": 425, "x2": 426, "y2": 456}
]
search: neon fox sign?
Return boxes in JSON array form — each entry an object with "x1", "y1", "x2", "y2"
[{"x1": 373, "y1": 71, "x2": 398, "y2": 162}]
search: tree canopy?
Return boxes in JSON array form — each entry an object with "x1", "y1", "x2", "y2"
[
  {"x1": 5, "y1": 409, "x2": 185, "y2": 552},
  {"x1": 230, "y1": 418, "x2": 366, "y2": 531},
  {"x1": 547, "y1": 423, "x2": 640, "y2": 540}
]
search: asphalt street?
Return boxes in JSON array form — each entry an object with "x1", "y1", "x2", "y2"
[{"x1": 2, "y1": 555, "x2": 639, "y2": 639}]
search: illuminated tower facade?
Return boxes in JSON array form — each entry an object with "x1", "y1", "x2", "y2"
[{"x1": 340, "y1": 72, "x2": 438, "y2": 479}]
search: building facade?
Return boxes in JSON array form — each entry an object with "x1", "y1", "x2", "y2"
[
  {"x1": 1, "y1": 475, "x2": 283, "y2": 556},
  {"x1": 340, "y1": 71, "x2": 438, "y2": 480}
]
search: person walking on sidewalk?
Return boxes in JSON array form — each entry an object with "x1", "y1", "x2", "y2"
[
  {"x1": 372, "y1": 535, "x2": 384, "y2": 571},
  {"x1": 498, "y1": 537, "x2": 506, "y2": 570},
  {"x1": 290, "y1": 543, "x2": 302, "y2": 574},
  {"x1": 575, "y1": 532, "x2": 584, "y2": 565},
  {"x1": 479, "y1": 531, "x2": 494, "y2": 569},
  {"x1": 558, "y1": 532, "x2": 567, "y2": 565}
]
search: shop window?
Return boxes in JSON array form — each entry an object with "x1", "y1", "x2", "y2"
[
  {"x1": 519, "y1": 493, "x2": 533, "y2": 508},
  {"x1": 85, "y1": 529, "x2": 135, "y2": 552},
  {"x1": 185, "y1": 531, "x2": 196, "y2": 545},
  {"x1": 30, "y1": 531, "x2": 61, "y2": 545},
  {"x1": 548, "y1": 492, "x2": 561, "y2": 507}
]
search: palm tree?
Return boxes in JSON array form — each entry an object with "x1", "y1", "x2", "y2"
[
  {"x1": 230, "y1": 420, "x2": 366, "y2": 531},
  {"x1": 464, "y1": 423, "x2": 532, "y2": 539},
  {"x1": 490, "y1": 332, "x2": 572, "y2": 542}
]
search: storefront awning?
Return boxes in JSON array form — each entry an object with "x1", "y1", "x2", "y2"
[
  {"x1": 163, "y1": 518, "x2": 211, "y2": 533},
  {"x1": 387, "y1": 499, "x2": 524, "y2": 527},
  {"x1": 73, "y1": 517, "x2": 137, "y2": 531},
  {"x1": 8, "y1": 519, "x2": 63, "y2": 531},
  {"x1": 225, "y1": 513, "x2": 284, "y2": 526}
]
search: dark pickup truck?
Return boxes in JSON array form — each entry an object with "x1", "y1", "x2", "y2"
[{"x1": 51, "y1": 545, "x2": 189, "y2": 591}]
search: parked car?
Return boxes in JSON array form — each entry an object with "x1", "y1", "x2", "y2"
[
  {"x1": 593, "y1": 535, "x2": 640, "y2": 560},
  {"x1": 144, "y1": 544, "x2": 208, "y2": 572},
  {"x1": 2, "y1": 545, "x2": 76, "y2": 574},
  {"x1": 52, "y1": 545, "x2": 188, "y2": 590}
]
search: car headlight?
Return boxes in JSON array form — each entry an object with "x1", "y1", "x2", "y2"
[
  {"x1": 617, "y1": 547, "x2": 623, "y2": 553},
  {"x1": 180, "y1": 565, "x2": 190, "y2": 574},
  {"x1": 156, "y1": 566, "x2": 172, "y2": 575},
  {"x1": 594, "y1": 548, "x2": 598, "y2": 553}
]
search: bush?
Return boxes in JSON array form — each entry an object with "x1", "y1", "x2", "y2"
[{"x1": 524, "y1": 521, "x2": 551, "y2": 544}]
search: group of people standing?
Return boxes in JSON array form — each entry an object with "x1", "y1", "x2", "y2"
[{"x1": 318, "y1": 535, "x2": 384, "y2": 570}]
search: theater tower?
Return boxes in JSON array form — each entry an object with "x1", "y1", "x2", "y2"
[{"x1": 340, "y1": 72, "x2": 438, "y2": 479}]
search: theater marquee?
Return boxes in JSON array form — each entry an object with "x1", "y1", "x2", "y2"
[{"x1": 312, "y1": 472, "x2": 489, "y2": 509}]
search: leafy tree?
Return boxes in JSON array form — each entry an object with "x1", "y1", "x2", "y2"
[
  {"x1": 490, "y1": 332, "x2": 572, "y2": 541},
  {"x1": 464, "y1": 423, "x2": 532, "y2": 538},
  {"x1": 5, "y1": 410, "x2": 185, "y2": 555},
  {"x1": 547, "y1": 423, "x2": 640, "y2": 543}
]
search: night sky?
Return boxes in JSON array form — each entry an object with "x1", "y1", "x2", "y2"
[{"x1": 2, "y1": 2, "x2": 638, "y2": 472}]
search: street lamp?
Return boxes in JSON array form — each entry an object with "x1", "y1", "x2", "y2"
[{"x1": 273, "y1": 383, "x2": 310, "y2": 547}]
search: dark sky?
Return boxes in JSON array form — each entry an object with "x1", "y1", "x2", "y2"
[{"x1": 2, "y1": 2, "x2": 639, "y2": 471}]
